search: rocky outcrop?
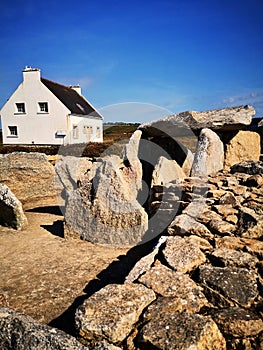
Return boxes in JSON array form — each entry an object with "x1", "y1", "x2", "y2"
[
  {"x1": 0, "y1": 184, "x2": 28, "y2": 230},
  {"x1": 191, "y1": 128, "x2": 224, "y2": 176},
  {"x1": 224, "y1": 130, "x2": 261, "y2": 170},
  {"x1": 0, "y1": 152, "x2": 56, "y2": 209}
]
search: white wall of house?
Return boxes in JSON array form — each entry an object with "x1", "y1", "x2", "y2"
[
  {"x1": 0, "y1": 68, "x2": 103, "y2": 145},
  {"x1": 64, "y1": 114, "x2": 103, "y2": 144}
]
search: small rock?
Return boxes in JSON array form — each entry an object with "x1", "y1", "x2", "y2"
[
  {"x1": 212, "y1": 307, "x2": 263, "y2": 338},
  {"x1": 139, "y1": 311, "x2": 226, "y2": 350},
  {"x1": 209, "y1": 248, "x2": 258, "y2": 268},
  {"x1": 218, "y1": 191, "x2": 238, "y2": 206},
  {"x1": 168, "y1": 214, "x2": 213, "y2": 240},
  {"x1": 230, "y1": 160, "x2": 263, "y2": 175},
  {"x1": 0, "y1": 184, "x2": 28, "y2": 230},
  {"x1": 75, "y1": 284, "x2": 156, "y2": 344},
  {"x1": 208, "y1": 219, "x2": 236, "y2": 236},
  {"x1": 213, "y1": 205, "x2": 238, "y2": 217},
  {"x1": 199, "y1": 266, "x2": 258, "y2": 307},
  {"x1": 163, "y1": 236, "x2": 206, "y2": 273},
  {"x1": 245, "y1": 174, "x2": 263, "y2": 187}
]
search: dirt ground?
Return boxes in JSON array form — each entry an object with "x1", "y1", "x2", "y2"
[{"x1": 0, "y1": 204, "x2": 149, "y2": 335}]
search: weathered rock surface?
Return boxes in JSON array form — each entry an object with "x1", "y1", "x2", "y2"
[
  {"x1": 163, "y1": 236, "x2": 206, "y2": 273},
  {"x1": 75, "y1": 284, "x2": 156, "y2": 345},
  {"x1": 139, "y1": 263, "x2": 208, "y2": 311},
  {"x1": 0, "y1": 184, "x2": 28, "y2": 230},
  {"x1": 139, "y1": 311, "x2": 226, "y2": 349},
  {"x1": 191, "y1": 128, "x2": 224, "y2": 176},
  {"x1": 64, "y1": 155, "x2": 148, "y2": 247},
  {"x1": 199, "y1": 266, "x2": 258, "y2": 307},
  {"x1": 0, "y1": 307, "x2": 88, "y2": 350},
  {"x1": 151, "y1": 156, "x2": 186, "y2": 186},
  {"x1": 224, "y1": 130, "x2": 261, "y2": 170},
  {"x1": 139, "y1": 105, "x2": 255, "y2": 137},
  {"x1": 55, "y1": 156, "x2": 93, "y2": 193},
  {"x1": 231, "y1": 160, "x2": 263, "y2": 175},
  {"x1": 0, "y1": 152, "x2": 56, "y2": 208},
  {"x1": 212, "y1": 307, "x2": 263, "y2": 338},
  {"x1": 209, "y1": 248, "x2": 258, "y2": 268}
]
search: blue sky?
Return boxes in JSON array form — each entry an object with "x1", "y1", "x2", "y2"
[{"x1": 0, "y1": 0, "x2": 263, "y2": 123}]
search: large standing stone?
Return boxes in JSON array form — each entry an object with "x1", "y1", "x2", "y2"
[
  {"x1": 0, "y1": 152, "x2": 56, "y2": 208},
  {"x1": 191, "y1": 128, "x2": 224, "y2": 176},
  {"x1": 0, "y1": 307, "x2": 88, "y2": 350},
  {"x1": 75, "y1": 284, "x2": 156, "y2": 344},
  {"x1": 139, "y1": 311, "x2": 226, "y2": 349},
  {"x1": 224, "y1": 131, "x2": 261, "y2": 170},
  {"x1": 0, "y1": 184, "x2": 28, "y2": 230},
  {"x1": 64, "y1": 155, "x2": 148, "y2": 247}
]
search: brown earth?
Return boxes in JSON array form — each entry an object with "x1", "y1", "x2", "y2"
[{"x1": 0, "y1": 203, "x2": 150, "y2": 336}]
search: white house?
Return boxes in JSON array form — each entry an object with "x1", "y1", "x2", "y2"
[{"x1": 0, "y1": 67, "x2": 103, "y2": 145}]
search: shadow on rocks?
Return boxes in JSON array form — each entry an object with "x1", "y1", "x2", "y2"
[{"x1": 48, "y1": 235, "x2": 160, "y2": 336}]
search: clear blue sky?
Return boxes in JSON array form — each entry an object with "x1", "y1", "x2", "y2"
[{"x1": 0, "y1": 0, "x2": 263, "y2": 123}]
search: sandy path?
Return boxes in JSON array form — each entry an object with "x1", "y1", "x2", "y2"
[{"x1": 0, "y1": 206, "x2": 129, "y2": 334}]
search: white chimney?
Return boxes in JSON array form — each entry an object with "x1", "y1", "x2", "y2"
[
  {"x1": 22, "y1": 67, "x2": 41, "y2": 82},
  {"x1": 70, "y1": 85, "x2": 82, "y2": 95}
]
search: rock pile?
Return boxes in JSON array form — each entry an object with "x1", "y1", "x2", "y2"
[{"x1": 75, "y1": 162, "x2": 263, "y2": 349}]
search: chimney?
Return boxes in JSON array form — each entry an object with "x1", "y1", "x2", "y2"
[
  {"x1": 70, "y1": 85, "x2": 82, "y2": 95},
  {"x1": 22, "y1": 66, "x2": 41, "y2": 82}
]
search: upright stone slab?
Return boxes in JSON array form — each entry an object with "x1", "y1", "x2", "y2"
[
  {"x1": 0, "y1": 184, "x2": 28, "y2": 230},
  {"x1": 191, "y1": 128, "x2": 224, "y2": 176},
  {"x1": 151, "y1": 156, "x2": 186, "y2": 187},
  {"x1": 64, "y1": 155, "x2": 148, "y2": 247},
  {"x1": 224, "y1": 131, "x2": 261, "y2": 170}
]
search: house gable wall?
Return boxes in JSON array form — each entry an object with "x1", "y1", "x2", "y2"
[{"x1": 1, "y1": 70, "x2": 70, "y2": 145}]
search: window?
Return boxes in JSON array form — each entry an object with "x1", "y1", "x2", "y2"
[
  {"x1": 38, "y1": 102, "x2": 48, "y2": 112},
  {"x1": 16, "y1": 103, "x2": 25, "y2": 113},
  {"x1": 96, "y1": 126, "x2": 100, "y2": 138},
  {"x1": 73, "y1": 125, "x2": 78, "y2": 139},
  {"x1": 8, "y1": 126, "x2": 18, "y2": 137}
]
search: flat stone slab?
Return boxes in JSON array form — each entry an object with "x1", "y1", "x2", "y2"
[
  {"x1": 139, "y1": 105, "x2": 255, "y2": 137},
  {"x1": 75, "y1": 284, "x2": 156, "y2": 344},
  {"x1": 199, "y1": 266, "x2": 258, "y2": 307},
  {"x1": 139, "y1": 311, "x2": 226, "y2": 349}
]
